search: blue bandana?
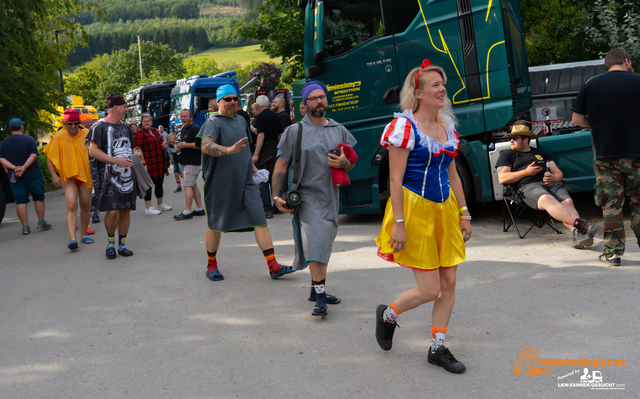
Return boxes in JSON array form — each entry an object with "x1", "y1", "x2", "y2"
[
  {"x1": 301, "y1": 81, "x2": 328, "y2": 105},
  {"x1": 216, "y1": 84, "x2": 239, "y2": 102}
]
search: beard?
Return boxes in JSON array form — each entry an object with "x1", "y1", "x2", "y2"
[{"x1": 309, "y1": 105, "x2": 326, "y2": 118}]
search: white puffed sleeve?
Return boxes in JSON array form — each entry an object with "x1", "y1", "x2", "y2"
[{"x1": 379, "y1": 117, "x2": 415, "y2": 150}]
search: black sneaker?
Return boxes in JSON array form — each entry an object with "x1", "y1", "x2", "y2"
[
  {"x1": 173, "y1": 212, "x2": 193, "y2": 220},
  {"x1": 173, "y1": 187, "x2": 182, "y2": 193},
  {"x1": 92, "y1": 213, "x2": 100, "y2": 224},
  {"x1": 428, "y1": 344, "x2": 466, "y2": 374},
  {"x1": 308, "y1": 287, "x2": 341, "y2": 304},
  {"x1": 599, "y1": 253, "x2": 621, "y2": 266},
  {"x1": 572, "y1": 228, "x2": 593, "y2": 249},
  {"x1": 375, "y1": 304, "x2": 397, "y2": 351},
  {"x1": 192, "y1": 209, "x2": 206, "y2": 216},
  {"x1": 574, "y1": 218, "x2": 598, "y2": 237},
  {"x1": 118, "y1": 247, "x2": 134, "y2": 257},
  {"x1": 311, "y1": 292, "x2": 327, "y2": 316}
]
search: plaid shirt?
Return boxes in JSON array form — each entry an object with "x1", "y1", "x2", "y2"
[{"x1": 135, "y1": 127, "x2": 167, "y2": 180}]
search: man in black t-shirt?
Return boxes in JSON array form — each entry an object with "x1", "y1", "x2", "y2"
[
  {"x1": 174, "y1": 109, "x2": 205, "y2": 221},
  {"x1": 272, "y1": 94, "x2": 292, "y2": 130},
  {"x1": 252, "y1": 95, "x2": 284, "y2": 218},
  {"x1": 572, "y1": 48, "x2": 640, "y2": 266},
  {"x1": 496, "y1": 122, "x2": 596, "y2": 248}
]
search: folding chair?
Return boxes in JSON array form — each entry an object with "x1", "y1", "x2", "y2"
[{"x1": 502, "y1": 184, "x2": 561, "y2": 239}]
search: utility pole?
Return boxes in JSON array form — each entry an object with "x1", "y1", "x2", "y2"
[
  {"x1": 55, "y1": 30, "x2": 64, "y2": 93},
  {"x1": 138, "y1": 35, "x2": 144, "y2": 80}
]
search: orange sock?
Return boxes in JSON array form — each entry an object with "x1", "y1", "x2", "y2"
[
  {"x1": 390, "y1": 302, "x2": 402, "y2": 316},
  {"x1": 432, "y1": 326, "x2": 447, "y2": 338}
]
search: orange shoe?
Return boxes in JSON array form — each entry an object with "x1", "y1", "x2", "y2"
[{"x1": 87, "y1": 225, "x2": 95, "y2": 235}]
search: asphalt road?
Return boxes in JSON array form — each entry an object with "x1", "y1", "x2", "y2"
[{"x1": 1, "y1": 185, "x2": 637, "y2": 398}]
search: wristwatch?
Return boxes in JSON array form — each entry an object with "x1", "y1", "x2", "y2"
[{"x1": 273, "y1": 196, "x2": 280, "y2": 201}]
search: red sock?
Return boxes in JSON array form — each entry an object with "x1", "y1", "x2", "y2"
[
  {"x1": 207, "y1": 251, "x2": 217, "y2": 273},
  {"x1": 263, "y1": 248, "x2": 281, "y2": 274}
]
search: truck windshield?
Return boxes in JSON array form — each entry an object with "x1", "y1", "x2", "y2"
[
  {"x1": 323, "y1": 0, "x2": 384, "y2": 58},
  {"x1": 126, "y1": 105, "x2": 142, "y2": 121},
  {"x1": 171, "y1": 93, "x2": 191, "y2": 119}
]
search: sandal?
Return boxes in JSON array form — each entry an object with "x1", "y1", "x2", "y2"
[
  {"x1": 68, "y1": 240, "x2": 79, "y2": 251},
  {"x1": 81, "y1": 237, "x2": 94, "y2": 244}
]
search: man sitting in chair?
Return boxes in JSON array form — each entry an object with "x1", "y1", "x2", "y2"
[{"x1": 496, "y1": 121, "x2": 597, "y2": 248}]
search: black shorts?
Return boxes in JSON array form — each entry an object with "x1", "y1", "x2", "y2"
[{"x1": 519, "y1": 181, "x2": 570, "y2": 209}]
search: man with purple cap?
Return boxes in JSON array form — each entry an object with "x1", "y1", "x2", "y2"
[
  {"x1": 271, "y1": 80, "x2": 357, "y2": 317},
  {"x1": 87, "y1": 93, "x2": 140, "y2": 260},
  {"x1": 0, "y1": 118, "x2": 51, "y2": 235},
  {"x1": 195, "y1": 84, "x2": 295, "y2": 282}
]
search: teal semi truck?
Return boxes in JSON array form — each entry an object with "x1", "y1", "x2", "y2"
[{"x1": 293, "y1": 0, "x2": 598, "y2": 214}]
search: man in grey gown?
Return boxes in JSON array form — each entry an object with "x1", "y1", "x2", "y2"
[
  {"x1": 272, "y1": 81, "x2": 357, "y2": 317},
  {"x1": 196, "y1": 84, "x2": 295, "y2": 282}
]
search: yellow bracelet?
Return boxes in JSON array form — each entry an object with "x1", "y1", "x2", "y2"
[
  {"x1": 524, "y1": 169, "x2": 529, "y2": 176},
  {"x1": 458, "y1": 206, "x2": 468, "y2": 214}
]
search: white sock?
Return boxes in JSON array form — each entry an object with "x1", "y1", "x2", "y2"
[
  {"x1": 183, "y1": 210, "x2": 191, "y2": 215},
  {"x1": 313, "y1": 284, "x2": 325, "y2": 294},
  {"x1": 431, "y1": 332, "x2": 446, "y2": 350},
  {"x1": 383, "y1": 307, "x2": 399, "y2": 323},
  {"x1": 195, "y1": 207, "x2": 204, "y2": 212}
]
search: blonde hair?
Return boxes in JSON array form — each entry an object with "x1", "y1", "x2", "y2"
[
  {"x1": 399, "y1": 65, "x2": 457, "y2": 128},
  {"x1": 168, "y1": 133, "x2": 176, "y2": 140},
  {"x1": 140, "y1": 113, "x2": 152, "y2": 123}
]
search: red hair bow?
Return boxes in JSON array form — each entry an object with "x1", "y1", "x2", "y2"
[{"x1": 415, "y1": 59, "x2": 433, "y2": 89}]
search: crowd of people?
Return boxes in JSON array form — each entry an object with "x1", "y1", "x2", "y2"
[{"x1": 1, "y1": 47, "x2": 638, "y2": 375}]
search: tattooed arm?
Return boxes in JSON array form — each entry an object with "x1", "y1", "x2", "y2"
[{"x1": 200, "y1": 136, "x2": 247, "y2": 157}]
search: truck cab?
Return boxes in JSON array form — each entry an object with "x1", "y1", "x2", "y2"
[
  {"x1": 295, "y1": 0, "x2": 597, "y2": 213},
  {"x1": 169, "y1": 72, "x2": 240, "y2": 136},
  {"x1": 125, "y1": 80, "x2": 176, "y2": 129}
]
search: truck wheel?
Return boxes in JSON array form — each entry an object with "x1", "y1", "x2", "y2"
[
  {"x1": 456, "y1": 160, "x2": 473, "y2": 206},
  {"x1": 0, "y1": 182, "x2": 6, "y2": 224}
]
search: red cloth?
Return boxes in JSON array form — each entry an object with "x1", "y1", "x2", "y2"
[
  {"x1": 135, "y1": 127, "x2": 167, "y2": 180},
  {"x1": 63, "y1": 109, "x2": 80, "y2": 121},
  {"x1": 330, "y1": 143, "x2": 357, "y2": 186}
]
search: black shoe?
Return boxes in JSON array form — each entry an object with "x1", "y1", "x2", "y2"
[
  {"x1": 375, "y1": 304, "x2": 397, "y2": 351},
  {"x1": 265, "y1": 212, "x2": 273, "y2": 219},
  {"x1": 311, "y1": 292, "x2": 327, "y2": 316},
  {"x1": 574, "y1": 218, "x2": 598, "y2": 237},
  {"x1": 192, "y1": 209, "x2": 206, "y2": 216},
  {"x1": 174, "y1": 212, "x2": 193, "y2": 220},
  {"x1": 92, "y1": 213, "x2": 100, "y2": 224},
  {"x1": 572, "y1": 228, "x2": 593, "y2": 249},
  {"x1": 118, "y1": 246, "x2": 134, "y2": 256},
  {"x1": 308, "y1": 287, "x2": 341, "y2": 304},
  {"x1": 106, "y1": 245, "x2": 117, "y2": 259},
  {"x1": 599, "y1": 253, "x2": 621, "y2": 266},
  {"x1": 428, "y1": 344, "x2": 466, "y2": 374}
]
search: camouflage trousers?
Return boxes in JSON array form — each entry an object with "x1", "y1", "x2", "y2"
[{"x1": 594, "y1": 158, "x2": 640, "y2": 256}]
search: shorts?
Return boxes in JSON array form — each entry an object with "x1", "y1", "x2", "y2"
[
  {"x1": 172, "y1": 158, "x2": 181, "y2": 174},
  {"x1": 519, "y1": 181, "x2": 570, "y2": 209},
  {"x1": 10, "y1": 178, "x2": 45, "y2": 205},
  {"x1": 180, "y1": 164, "x2": 201, "y2": 187}
]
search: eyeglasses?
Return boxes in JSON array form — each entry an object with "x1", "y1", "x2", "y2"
[
  {"x1": 66, "y1": 121, "x2": 81, "y2": 126},
  {"x1": 306, "y1": 94, "x2": 327, "y2": 103},
  {"x1": 509, "y1": 136, "x2": 522, "y2": 141},
  {"x1": 221, "y1": 96, "x2": 239, "y2": 103}
]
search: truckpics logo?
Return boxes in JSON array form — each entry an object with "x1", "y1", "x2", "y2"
[{"x1": 513, "y1": 346, "x2": 550, "y2": 377}]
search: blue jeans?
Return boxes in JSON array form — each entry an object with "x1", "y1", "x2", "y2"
[{"x1": 259, "y1": 181, "x2": 273, "y2": 213}]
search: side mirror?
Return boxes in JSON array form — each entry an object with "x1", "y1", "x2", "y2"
[
  {"x1": 306, "y1": 50, "x2": 326, "y2": 78},
  {"x1": 193, "y1": 96, "x2": 200, "y2": 112}
]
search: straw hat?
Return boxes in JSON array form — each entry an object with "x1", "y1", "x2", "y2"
[{"x1": 503, "y1": 120, "x2": 537, "y2": 140}]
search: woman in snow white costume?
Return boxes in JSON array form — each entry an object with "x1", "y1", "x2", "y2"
[{"x1": 374, "y1": 60, "x2": 471, "y2": 374}]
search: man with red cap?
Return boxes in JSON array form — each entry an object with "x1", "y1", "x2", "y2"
[
  {"x1": 86, "y1": 94, "x2": 141, "y2": 259},
  {"x1": 44, "y1": 109, "x2": 95, "y2": 250}
]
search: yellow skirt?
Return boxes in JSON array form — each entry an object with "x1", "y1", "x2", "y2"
[{"x1": 375, "y1": 187, "x2": 465, "y2": 270}]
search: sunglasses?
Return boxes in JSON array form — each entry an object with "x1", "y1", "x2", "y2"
[
  {"x1": 221, "y1": 96, "x2": 239, "y2": 103},
  {"x1": 509, "y1": 136, "x2": 523, "y2": 141},
  {"x1": 66, "y1": 121, "x2": 81, "y2": 126}
]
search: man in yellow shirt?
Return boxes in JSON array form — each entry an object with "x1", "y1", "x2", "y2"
[{"x1": 44, "y1": 109, "x2": 94, "y2": 250}]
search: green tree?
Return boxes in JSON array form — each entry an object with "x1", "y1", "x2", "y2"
[
  {"x1": 184, "y1": 57, "x2": 222, "y2": 76},
  {"x1": 66, "y1": 41, "x2": 186, "y2": 109},
  {"x1": 249, "y1": 62, "x2": 282, "y2": 89},
  {"x1": 584, "y1": 0, "x2": 640, "y2": 65},
  {"x1": 0, "y1": 0, "x2": 101, "y2": 138},
  {"x1": 236, "y1": 0, "x2": 304, "y2": 84}
]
